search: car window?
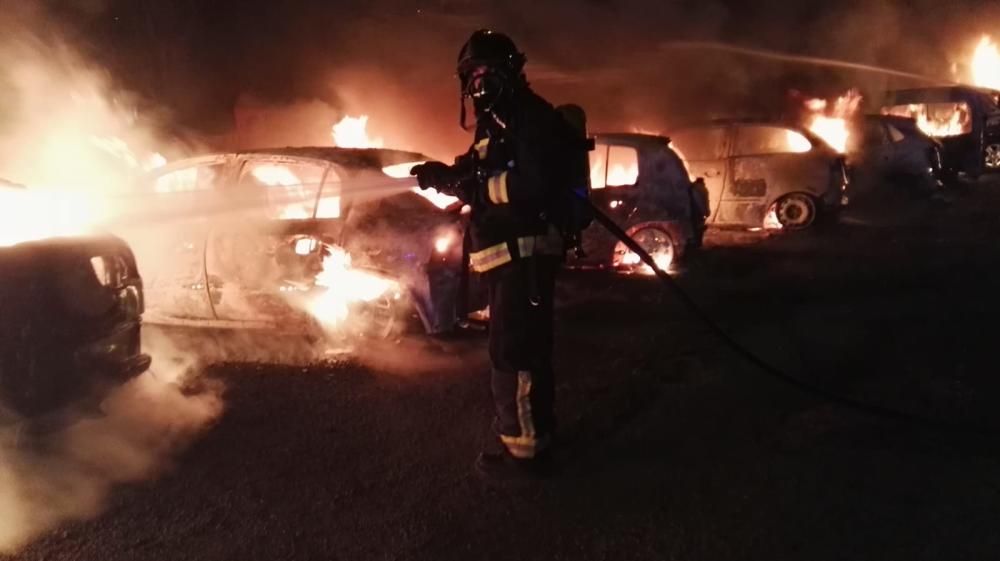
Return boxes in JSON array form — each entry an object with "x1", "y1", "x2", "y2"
[
  {"x1": 862, "y1": 122, "x2": 889, "y2": 146},
  {"x1": 154, "y1": 163, "x2": 225, "y2": 194},
  {"x1": 669, "y1": 128, "x2": 728, "y2": 160},
  {"x1": 882, "y1": 102, "x2": 972, "y2": 137},
  {"x1": 589, "y1": 143, "x2": 609, "y2": 189},
  {"x1": 238, "y1": 160, "x2": 327, "y2": 219},
  {"x1": 607, "y1": 145, "x2": 639, "y2": 187},
  {"x1": 886, "y1": 124, "x2": 906, "y2": 143},
  {"x1": 733, "y1": 125, "x2": 812, "y2": 156}
]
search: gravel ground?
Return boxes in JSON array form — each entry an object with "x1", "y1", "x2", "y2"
[{"x1": 8, "y1": 181, "x2": 1000, "y2": 560}]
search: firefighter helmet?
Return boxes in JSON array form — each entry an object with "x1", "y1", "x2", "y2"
[{"x1": 457, "y1": 30, "x2": 526, "y2": 100}]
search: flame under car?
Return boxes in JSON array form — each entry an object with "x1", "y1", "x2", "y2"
[
  {"x1": 667, "y1": 120, "x2": 850, "y2": 230},
  {"x1": 0, "y1": 233, "x2": 150, "y2": 419},
  {"x1": 126, "y1": 148, "x2": 470, "y2": 341}
]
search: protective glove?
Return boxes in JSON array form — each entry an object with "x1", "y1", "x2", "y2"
[{"x1": 410, "y1": 161, "x2": 457, "y2": 191}]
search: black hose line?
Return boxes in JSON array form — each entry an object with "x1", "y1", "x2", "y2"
[{"x1": 586, "y1": 200, "x2": 999, "y2": 436}]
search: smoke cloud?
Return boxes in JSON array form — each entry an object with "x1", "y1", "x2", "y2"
[{"x1": 0, "y1": 329, "x2": 223, "y2": 553}]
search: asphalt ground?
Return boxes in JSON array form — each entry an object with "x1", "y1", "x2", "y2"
[{"x1": 8, "y1": 179, "x2": 1000, "y2": 560}]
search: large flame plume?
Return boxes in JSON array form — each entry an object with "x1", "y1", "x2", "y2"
[
  {"x1": 803, "y1": 89, "x2": 863, "y2": 154},
  {"x1": 332, "y1": 115, "x2": 384, "y2": 148},
  {"x1": 971, "y1": 35, "x2": 1000, "y2": 90}
]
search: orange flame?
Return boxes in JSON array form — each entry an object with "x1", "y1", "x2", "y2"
[
  {"x1": 971, "y1": 35, "x2": 1000, "y2": 90},
  {"x1": 0, "y1": 186, "x2": 106, "y2": 248},
  {"x1": 332, "y1": 115, "x2": 384, "y2": 149},
  {"x1": 308, "y1": 246, "x2": 399, "y2": 328},
  {"x1": 803, "y1": 89, "x2": 862, "y2": 153}
]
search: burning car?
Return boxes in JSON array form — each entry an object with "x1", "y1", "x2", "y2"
[
  {"x1": 668, "y1": 120, "x2": 849, "y2": 230},
  {"x1": 880, "y1": 86, "x2": 1000, "y2": 178},
  {"x1": 571, "y1": 133, "x2": 708, "y2": 273},
  {"x1": 124, "y1": 148, "x2": 469, "y2": 341},
  {"x1": 0, "y1": 232, "x2": 150, "y2": 419},
  {"x1": 846, "y1": 114, "x2": 946, "y2": 197}
]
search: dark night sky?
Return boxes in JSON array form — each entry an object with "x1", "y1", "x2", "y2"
[{"x1": 27, "y1": 0, "x2": 1000, "y2": 154}]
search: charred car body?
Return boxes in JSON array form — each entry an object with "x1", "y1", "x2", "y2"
[
  {"x1": 571, "y1": 133, "x2": 708, "y2": 273},
  {"x1": 668, "y1": 120, "x2": 849, "y2": 230},
  {"x1": 0, "y1": 233, "x2": 150, "y2": 419},
  {"x1": 880, "y1": 86, "x2": 1000, "y2": 178},
  {"x1": 124, "y1": 148, "x2": 468, "y2": 340},
  {"x1": 846, "y1": 114, "x2": 946, "y2": 198}
]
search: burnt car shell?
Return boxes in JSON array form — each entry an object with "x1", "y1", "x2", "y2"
[
  {"x1": 0, "y1": 234, "x2": 150, "y2": 418},
  {"x1": 668, "y1": 119, "x2": 848, "y2": 229},
  {"x1": 571, "y1": 132, "x2": 706, "y2": 271},
  {"x1": 129, "y1": 147, "x2": 467, "y2": 337},
  {"x1": 847, "y1": 114, "x2": 945, "y2": 197},
  {"x1": 881, "y1": 86, "x2": 1000, "y2": 177}
]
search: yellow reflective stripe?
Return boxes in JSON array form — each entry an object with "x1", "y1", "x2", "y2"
[
  {"x1": 469, "y1": 242, "x2": 512, "y2": 272},
  {"x1": 487, "y1": 172, "x2": 509, "y2": 204},
  {"x1": 516, "y1": 370, "x2": 535, "y2": 439},
  {"x1": 500, "y1": 433, "x2": 551, "y2": 459},
  {"x1": 475, "y1": 137, "x2": 490, "y2": 159}
]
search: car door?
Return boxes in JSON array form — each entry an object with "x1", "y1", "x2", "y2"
[
  {"x1": 580, "y1": 140, "x2": 641, "y2": 261},
  {"x1": 135, "y1": 158, "x2": 231, "y2": 320},
  {"x1": 722, "y1": 125, "x2": 812, "y2": 226},
  {"x1": 205, "y1": 155, "x2": 330, "y2": 323},
  {"x1": 668, "y1": 126, "x2": 730, "y2": 224}
]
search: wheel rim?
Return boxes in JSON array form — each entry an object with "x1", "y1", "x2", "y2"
[
  {"x1": 614, "y1": 227, "x2": 675, "y2": 273},
  {"x1": 985, "y1": 144, "x2": 1000, "y2": 169},
  {"x1": 775, "y1": 195, "x2": 816, "y2": 229}
]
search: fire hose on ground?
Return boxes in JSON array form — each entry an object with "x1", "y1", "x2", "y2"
[{"x1": 583, "y1": 195, "x2": 1000, "y2": 436}]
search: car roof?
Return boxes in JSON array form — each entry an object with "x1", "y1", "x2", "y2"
[
  {"x1": 159, "y1": 146, "x2": 429, "y2": 173},
  {"x1": 593, "y1": 132, "x2": 671, "y2": 147}
]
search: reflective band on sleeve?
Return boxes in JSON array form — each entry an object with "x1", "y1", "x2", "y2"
[
  {"x1": 487, "y1": 172, "x2": 509, "y2": 204},
  {"x1": 517, "y1": 236, "x2": 536, "y2": 257},
  {"x1": 474, "y1": 137, "x2": 490, "y2": 159},
  {"x1": 469, "y1": 242, "x2": 512, "y2": 272}
]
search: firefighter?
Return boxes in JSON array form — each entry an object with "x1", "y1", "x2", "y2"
[{"x1": 411, "y1": 29, "x2": 575, "y2": 479}]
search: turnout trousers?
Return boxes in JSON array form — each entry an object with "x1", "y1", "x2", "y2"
[{"x1": 487, "y1": 256, "x2": 559, "y2": 459}]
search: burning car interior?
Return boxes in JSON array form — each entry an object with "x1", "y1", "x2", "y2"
[{"x1": 8, "y1": 2, "x2": 1000, "y2": 559}]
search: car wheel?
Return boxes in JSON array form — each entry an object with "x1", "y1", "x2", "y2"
[
  {"x1": 612, "y1": 226, "x2": 676, "y2": 273},
  {"x1": 772, "y1": 194, "x2": 817, "y2": 230},
  {"x1": 985, "y1": 143, "x2": 1000, "y2": 170}
]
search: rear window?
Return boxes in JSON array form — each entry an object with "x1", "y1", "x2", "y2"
[
  {"x1": 238, "y1": 160, "x2": 328, "y2": 219},
  {"x1": 882, "y1": 102, "x2": 972, "y2": 137},
  {"x1": 589, "y1": 143, "x2": 639, "y2": 189},
  {"x1": 733, "y1": 125, "x2": 812, "y2": 156},
  {"x1": 154, "y1": 163, "x2": 225, "y2": 194},
  {"x1": 669, "y1": 128, "x2": 728, "y2": 160}
]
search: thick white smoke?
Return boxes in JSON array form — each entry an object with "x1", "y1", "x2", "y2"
[
  {"x1": 0, "y1": 330, "x2": 223, "y2": 553},
  {"x1": 0, "y1": 7, "x2": 222, "y2": 553}
]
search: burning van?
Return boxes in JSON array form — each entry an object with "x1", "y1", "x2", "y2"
[
  {"x1": 880, "y1": 86, "x2": 1000, "y2": 178},
  {"x1": 668, "y1": 120, "x2": 849, "y2": 230},
  {"x1": 125, "y1": 147, "x2": 469, "y2": 342}
]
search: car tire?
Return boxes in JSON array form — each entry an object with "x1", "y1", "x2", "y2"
[
  {"x1": 772, "y1": 194, "x2": 817, "y2": 230},
  {"x1": 985, "y1": 143, "x2": 1000, "y2": 171}
]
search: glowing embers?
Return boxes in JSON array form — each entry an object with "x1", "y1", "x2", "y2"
[
  {"x1": 612, "y1": 226, "x2": 675, "y2": 275},
  {"x1": 307, "y1": 246, "x2": 400, "y2": 330},
  {"x1": 971, "y1": 35, "x2": 1000, "y2": 90},
  {"x1": 332, "y1": 115, "x2": 384, "y2": 149},
  {"x1": 803, "y1": 90, "x2": 862, "y2": 153}
]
